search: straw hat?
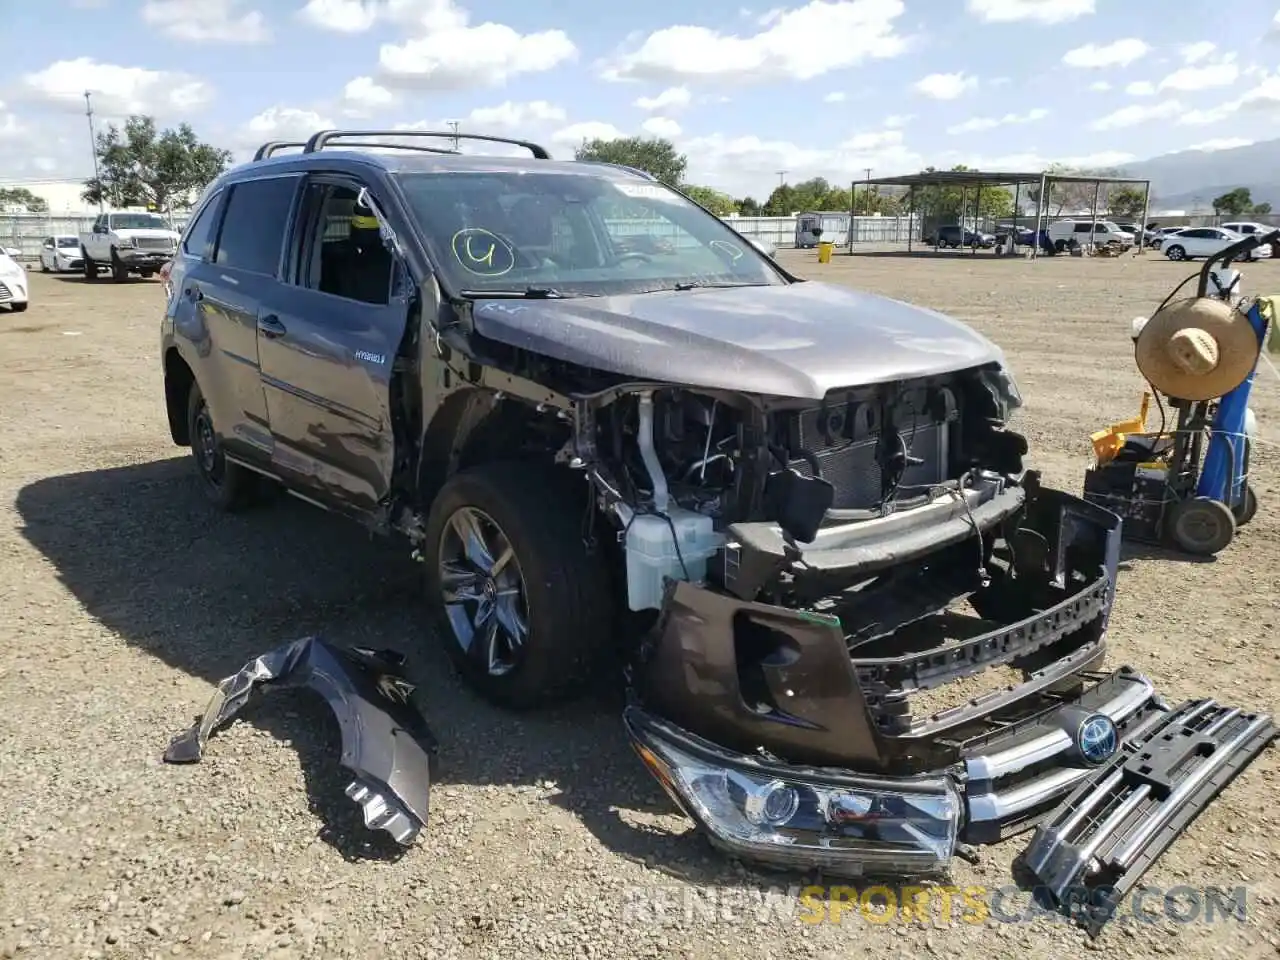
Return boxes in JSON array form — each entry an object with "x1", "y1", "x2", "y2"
[{"x1": 1134, "y1": 296, "x2": 1262, "y2": 401}]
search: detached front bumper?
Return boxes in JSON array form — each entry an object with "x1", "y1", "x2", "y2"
[{"x1": 625, "y1": 673, "x2": 1275, "y2": 881}]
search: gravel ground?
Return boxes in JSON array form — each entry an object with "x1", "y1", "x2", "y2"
[{"x1": 1, "y1": 249, "x2": 1277, "y2": 960}]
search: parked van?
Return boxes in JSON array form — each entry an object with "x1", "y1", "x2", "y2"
[{"x1": 1046, "y1": 219, "x2": 1134, "y2": 252}]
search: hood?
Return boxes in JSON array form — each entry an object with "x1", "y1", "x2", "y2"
[
  {"x1": 471, "y1": 281, "x2": 1003, "y2": 400},
  {"x1": 116, "y1": 228, "x2": 179, "y2": 240}
]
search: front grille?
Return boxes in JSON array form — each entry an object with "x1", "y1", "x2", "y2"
[
  {"x1": 791, "y1": 408, "x2": 951, "y2": 510},
  {"x1": 135, "y1": 237, "x2": 174, "y2": 250}
]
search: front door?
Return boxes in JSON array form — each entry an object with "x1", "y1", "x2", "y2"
[{"x1": 256, "y1": 176, "x2": 410, "y2": 516}]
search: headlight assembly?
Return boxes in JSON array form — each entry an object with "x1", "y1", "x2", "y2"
[{"x1": 625, "y1": 708, "x2": 960, "y2": 878}]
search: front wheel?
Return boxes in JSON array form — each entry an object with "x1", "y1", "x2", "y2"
[
  {"x1": 1166, "y1": 245, "x2": 1186, "y2": 261},
  {"x1": 110, "y1": 249, "x2": 129, "y2": 282},
  {"x1": 82, "y1": 249, "x2": 98, "y2": 280},
  {"x1": 422, "y1": 463, "x2": 614, "y2": 709}
]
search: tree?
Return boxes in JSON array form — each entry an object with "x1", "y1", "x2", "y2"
[
  {"x1": 903, "y1": 166, "x2": 1014, "y2": 220},
  {"x1": 1253, "y1": 201, "x2": 1272, "y2": 215},
  {"x1": 1107, "y1": 185, "x2": 1147, "y2": 219},
  {"x1": 1026, "y1": 163, "x2": 1121, "y2": 216},
  {"x1": 574, "y1": 136, "x2": 687, "y2": 187},
  {"x1": 682, "y1": 184, "x2": 737, "y2": 216},
  {"x1": 0, "y1": 187, "x2": 49, "y2": 213},
  {"x1": 1212, "y1": 187, "x2": 1254, "y2": 217},
  {"x1": 82, "y1": 115, "x2": 232, "y2": 211},
  {"x1": 737, "y1": 196, "x2": 762, "y2": 216}
]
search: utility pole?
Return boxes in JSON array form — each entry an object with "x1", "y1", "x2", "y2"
[
  {"x1": 776, "y1": 170, "x2": 787, "y2": 187},
  {"x1": 85, "y1": 91, "x2": 103, "y2": 213},
  {"x1": 447, "y1": 120, "x2": 460, "y2": 152},
  {"x1": 862, "y1": 167, "x2": 873, "y2": 214}
]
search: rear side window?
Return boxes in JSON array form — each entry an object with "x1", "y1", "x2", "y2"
[
  {"x1": 181, "y1": 192, "x2": 222, "y2": 259},
  {"x1": 213, "y1": 177, "x2": 299, "y2": 276}
]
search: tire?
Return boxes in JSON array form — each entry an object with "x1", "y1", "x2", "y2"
[
  {"x1": 110, "y1": 249, "x2": 129, "y2": 282},
  {"x1": 1234, "y1": 485, "x2": 1258, "y2": 526},
  {"x1": 140, "y1": 270, "x2": 155, "y2": 279},
  {"x1": 186, "y1": 381, "x2": 261, "y2": 512},
  {"x1": 40, "y1": 260, "x2": 49, "y2": 273},
  {"x1": 1054, "y1": 239, "x2": 1066, "y2": 253},
  {"x1": 82, "y1": 249, "x2": 98, "y2": 280},
  {"x1": 1167, "y1": 496, "x2": 1236, "y2": 555},
  {"x1": 422, "y1": 462, "x2": 614, "y2": 709},
  {"x1": 10, "y1": 303, "x2": 28, "y2": 312},
  {"x1": 1166, "y1": 245, "x2": 1186, "y2": 261}
]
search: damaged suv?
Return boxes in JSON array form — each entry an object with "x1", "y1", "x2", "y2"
[{"x1": 162, "y1": 131, "x2": 1274, "y2": 898}]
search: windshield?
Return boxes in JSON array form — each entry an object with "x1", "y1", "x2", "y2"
[
  {"x1": 56, "y1": 236, "x2": 79, "y2": 248},
  {"x1": 110, "y1": 213, "x2": 169, "y2": 230},
  {"x1": 395, "y1": 171, "x2": 785, "y2": 297}
]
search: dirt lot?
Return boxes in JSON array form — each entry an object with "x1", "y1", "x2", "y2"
[{"x1": 1, "y1": 250, "x2": 1277, "y2": 960}]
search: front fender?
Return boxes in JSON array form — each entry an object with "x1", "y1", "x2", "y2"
[{"x1": 163, "y1": 637, "x2": 438, "y2": 845}]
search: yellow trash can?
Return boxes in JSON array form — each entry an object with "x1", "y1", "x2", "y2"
[{"x1": 817, "y1": 240, "x2": 834, "y2": 263}]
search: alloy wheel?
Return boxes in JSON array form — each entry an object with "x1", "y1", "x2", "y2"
[{"x1": 437, "y1": 506, "x2": 530, "y2": 677}]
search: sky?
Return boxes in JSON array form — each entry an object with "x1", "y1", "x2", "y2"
[{"x1": 2, "y1": 0, "x2": 1279, "y2": 205}]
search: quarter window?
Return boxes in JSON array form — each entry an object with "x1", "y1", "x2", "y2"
[
  {"x1": 213, "y1": 176, "x2": 299, "y2": 276},
  {"x1": 181, "y1": 192, "x2": 222, "y2": 259}
]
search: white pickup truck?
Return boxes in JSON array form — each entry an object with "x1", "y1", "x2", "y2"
[{"x1": 79, "y1": 210, "x2": 180, "y2": 281}]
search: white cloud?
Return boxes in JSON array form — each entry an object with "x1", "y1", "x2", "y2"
[
  {"x1": 466, "y1": 100, "x2": 566, "y2": 127},
  {"x1": 1179, "y1": 41, "x2": 1215, "y2": 64},
  {"x1": 1185, "y1": 138, "x2": 1253, "y2": 152},
  {"x1": 1174, "y1": 71, "x2": 1280, "y2": 125},
  {"x1": 1090, "y1": 99, "x2": 1182, "y2": 131},
  {"x1": 965, "y1": 0, "x2": 1094, "y2": 24},
  {"x1": 552, "y1": 121, "x2": 625, "y2": 147},
  {"x1": 883, "y1": 113, "x2": 913, "y2": 127},
  {"x1": 341, "y1": 76, "x2": 397, "y2": 115},
  {"x1": 911, "y1": 72, "x2": 978, "y2": 100},
  {"x1": 1062, "y1": 38, "x2": 1149, "y2": 69},
  {"x1": 946, "y1": 107, "x2": 1048, "y2": 134},
  {"x1": 299, "y1": 0, "x2": 467, "y2": 32},
  {"x1": 20, "y1": 58, "x2": 215, "y2": 116},
  {"x1": 641, "y1": 116, "x2": 682, "y2": 138},
  {"x1": 1089, "y1": 80, "x2": 1111, "y2": 91},
  {"x1": 379, "y1": 20, "x2": 576, "y2": 89},
  {"x1": 1158, "y1": 61, "x2": 1240, "y2": 92},
  {"x1": 824, "y1": 91, "x2": 848, "y2": 103},
  {"x1": 1125, "y1": 80, "x2": 1155, "y2": 96},
  {"x1": 604, "y1": 0, "x2": 909, "y2": 84},
  {"x1": 141, "y1": 0, "x2": 270, "y2": 42},
  {"x1": 245, "y1": 106, "x2": 334, "y2": 141},
  {"x1": 1268, "y1": 10, "x2": 1280, "y2": 41},
  {"x1": 634, "y1": 87, "x2": 691, "y2": 112}
]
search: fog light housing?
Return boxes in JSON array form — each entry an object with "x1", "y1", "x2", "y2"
[{"x1": 624, "y1": 707, "x2": 960, "y2": 878}]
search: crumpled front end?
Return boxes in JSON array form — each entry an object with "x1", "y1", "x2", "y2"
[{"x1": 624, "y1": 477, "x2": 1274, "y2": 883}]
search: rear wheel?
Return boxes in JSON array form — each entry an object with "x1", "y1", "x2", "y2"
[
  {"x1": 82, "y1": 249, "x2": 98, "y2": 280},
  {"x1": 423, "y1": 463, "x2": 614, "y2": 709},
  {"x1": 186, "y1": 381, "x2": 261, "y2": 512},
  {"x1": 1234, "y1": 485, "x2": 1258, "y2": 526},
  {"x1": 1166, "y1": 245, "x2": 1186, "y2": 261}
]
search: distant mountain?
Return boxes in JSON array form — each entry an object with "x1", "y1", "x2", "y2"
[{"x1": 1118, "y1": 139, "x2": 1280, "y2": 211}]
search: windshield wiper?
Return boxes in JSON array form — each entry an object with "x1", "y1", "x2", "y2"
[
  {"x1": 670, "y1": 281, "x2": 771, "y2": 291},
  {"x1": 458, "y1": 286, "x2": 567, "y2": 299}
]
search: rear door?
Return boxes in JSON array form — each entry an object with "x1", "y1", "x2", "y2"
[
  {"x1": 190, "y1": 174, "x2": 303, "y2": 464},
  {"x1": 255, "y1": 174, "x2": 410, "y2": 516}
]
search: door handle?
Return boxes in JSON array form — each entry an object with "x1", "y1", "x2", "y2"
[{"x1": 258, "y1": 314, "x2": 287, "y2": 339}]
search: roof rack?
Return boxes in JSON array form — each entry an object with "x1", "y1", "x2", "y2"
[
  {"x1": 252, "y1": 139, "x2": 466, "y2": 162},
  {"x1": 302, "y1": 129, "x2": 552, "y2": 160}
]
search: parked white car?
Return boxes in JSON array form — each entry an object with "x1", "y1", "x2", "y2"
[
  {"x1": 1220, "y1": 221, "x2": 1273, "y2": 238},
  {"x1": 0, "y1": 248, "x2": 30, "y2": 312},
  {"x1": 39, "y1": 234, "x2": 84, "y2": 273},
  {"x1": 1148, "y1": 225, "x2": 1191, "y2": 250},
  {"x1": 1160, "y1": 226, "x2": 1272, "y2": 262}
]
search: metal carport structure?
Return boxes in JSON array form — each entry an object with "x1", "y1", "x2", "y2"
[{"x1": 851, "y1": 168, "x2": 1153, "y2": 259}]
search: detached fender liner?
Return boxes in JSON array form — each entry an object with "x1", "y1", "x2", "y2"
[
  {"x1": 163, "y1": 637, "x2": 438, "y2": 845},
  {"x1": 1020, "y1": 698, "x2": 1277, "y2": 936}
]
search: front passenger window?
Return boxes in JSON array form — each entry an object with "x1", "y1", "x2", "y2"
[{"x1": 300, "y1": 184, "x2": 393, "y2": 306}]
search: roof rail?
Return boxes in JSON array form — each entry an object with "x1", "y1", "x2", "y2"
[
  {"x1": 303, "y1": 129, "x2": 552, "y2": 160},
  {"x1": 253, "y1": 141, "x2": 306, "y2": 161}
]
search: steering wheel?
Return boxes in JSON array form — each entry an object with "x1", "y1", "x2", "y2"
[{"x1": 616, "y1": 251, "x2": 654, "y2": 268}]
